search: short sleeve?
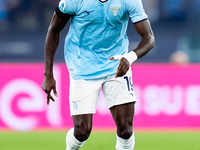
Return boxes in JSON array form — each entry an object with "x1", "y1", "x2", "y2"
[
  {"x1": 58, "y1": 0, "x2": 76, "y2": 15},
  {"x1": 128, "y1": 0, "x2": 148, "y2": 23}
]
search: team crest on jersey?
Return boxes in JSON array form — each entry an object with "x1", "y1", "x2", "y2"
[{"x1": 109, "y1": 7, "x2": 122, "y2": 17}]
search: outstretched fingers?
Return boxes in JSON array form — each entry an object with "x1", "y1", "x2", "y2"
[{"x1": 42, "y1": 86, "x2": 57, "y2": 105}]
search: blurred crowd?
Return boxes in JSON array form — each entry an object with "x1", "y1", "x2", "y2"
[
  {"x1": 0, "y1": 0, "x2": 200, "y2": 63},
  {"x1": 0, "y1": 0, "x2": 59, "y2": 32},
  {"x1": 0, "y1": 0, "x2": 200, "y2": 32},
  {"x1": 143, "y1": 0, "x2": 200, "y2": 24}
]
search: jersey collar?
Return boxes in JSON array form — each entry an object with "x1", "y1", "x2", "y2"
[{"x1": 99, "y1": 0, "x2": 108, "y2": 3}]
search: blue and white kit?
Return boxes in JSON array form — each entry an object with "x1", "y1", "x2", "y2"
[{"x1": 57, "y1": 0, "x2": 148, "y2": 80}]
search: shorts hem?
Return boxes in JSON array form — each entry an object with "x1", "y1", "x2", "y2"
[
  {"x1": 108, "y1": 99, "x2": 137, "y2": 109},
  {"x1": 70, "y1": 111, "x2": 96, "y2": 116}
]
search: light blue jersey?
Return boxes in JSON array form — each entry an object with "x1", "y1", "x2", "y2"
[{"x1": 58, "y1": 0, "x2": 148, "y2": 80}]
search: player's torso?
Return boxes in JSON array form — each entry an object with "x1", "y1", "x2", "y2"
[
  {"x1": 64, "y1": 0, "x2": 131, "y2": 79},
  {"x1": 68, "y1": 0, "x2": 130, "y2": 51}
]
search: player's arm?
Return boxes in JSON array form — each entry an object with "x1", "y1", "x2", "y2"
[
  {"x1": 110, "y1": 19, "x2": 155, "y2": 78},
  {"x1": 133, "y1": 19, "x2": 155, "y2": 58},
  {"x1": 42, "y1": 10, "x2": 70, "y2": 105}
]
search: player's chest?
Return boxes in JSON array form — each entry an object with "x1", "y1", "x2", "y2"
[{"x1": 73, "y1": 0, "x2": 128, "y2": 24}]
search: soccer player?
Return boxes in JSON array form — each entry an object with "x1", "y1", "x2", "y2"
[{"x1": 42, "y1": 0, "x2": 155, "y2": 149}]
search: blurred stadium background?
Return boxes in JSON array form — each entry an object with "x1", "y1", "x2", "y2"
[
  {"x1": 0, "y1": 0, "x2": 200, "y2": 150},
  {"x1": 0, "y1": 0, "x2": 200, "y2": 63}
]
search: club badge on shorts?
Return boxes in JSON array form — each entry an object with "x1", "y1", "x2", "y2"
[
  {"x1": 73, "y1": 102, "x2": 78, "y2": 109},
  {"x1": 109, "y1": 7, "x2": 122, "y2": 17}
]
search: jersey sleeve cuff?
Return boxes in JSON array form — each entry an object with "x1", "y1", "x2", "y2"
[
  {"x1": 133, "y1": 18, "x2": 148, "y2": 24},
  {"x1": 55, "y1": 7, "x2": 71, "y2": 22}
]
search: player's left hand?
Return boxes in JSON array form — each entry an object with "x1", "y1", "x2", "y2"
[{"x1": 109, "y1": 56, "x2": 130, "y2": 78}]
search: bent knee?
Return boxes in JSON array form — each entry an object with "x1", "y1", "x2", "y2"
[
  {"x1": 74, "y1": 124, "x2": 92, "y2": 141},
  {"x1": 117, "y1": 125, "x2": 133, "y2": 139}
]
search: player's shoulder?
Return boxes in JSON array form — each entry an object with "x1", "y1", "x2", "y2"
[
  {"x1": 60, "y1": 0, "x2": 83, "y2": 6},
  {"x1": 58, "y1": 0, "x2": 84, "y2": 14},
  {"x1": 74, "y1": 0, "x2": 84, "y2": 6},
  {"x1": 123, "y1": 0, "x2": 143, "y2": 6},
  {"x1": 123, "y1": 0, "x2": 145, "y2": 11}
]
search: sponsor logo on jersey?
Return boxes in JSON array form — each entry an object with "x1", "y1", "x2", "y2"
[
  {"x1": 84, "y1": 10, "x2": 94, "y2": 15},
  {"x1": 109, "y1": 7, "x2": 122, "y2": 17}
]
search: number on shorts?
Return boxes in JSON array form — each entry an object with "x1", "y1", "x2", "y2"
[{"x1": 124, "y1": 76, "x2": 133, "y2": 91}]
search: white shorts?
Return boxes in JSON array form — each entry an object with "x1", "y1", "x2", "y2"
[{"x1": 69, "y1": 69, "x2": 137, "y2": 116}]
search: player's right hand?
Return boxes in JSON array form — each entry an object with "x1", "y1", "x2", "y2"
[
  {"x1": 109, "y1": 56, "x2": 130, "y2": 78},
  {"x1": 41, "y1": 76, "x2": 58, "y2": 105}
]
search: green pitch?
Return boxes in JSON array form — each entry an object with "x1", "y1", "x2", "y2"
[{"x1": 0, "y1": 131, "x2": 200, "y2": 150}]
